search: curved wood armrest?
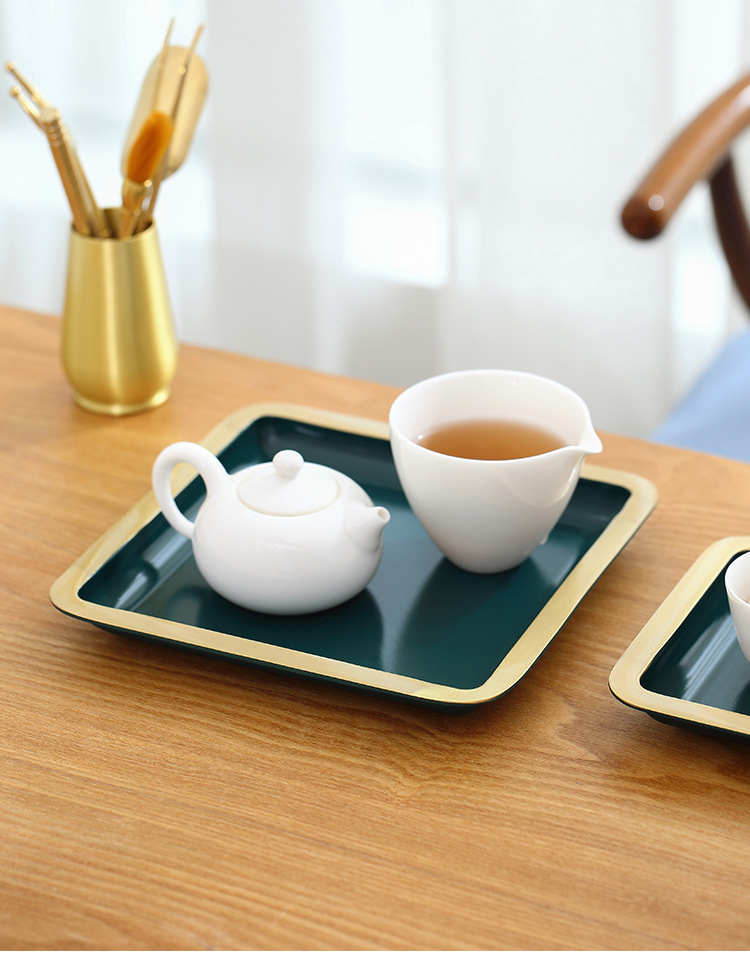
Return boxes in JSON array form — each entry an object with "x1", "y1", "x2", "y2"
[{"x1": 622, "y1": 72, "x2": 750, "y2": 239}]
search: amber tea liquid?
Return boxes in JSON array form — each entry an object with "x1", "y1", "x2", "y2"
[{"x1": 416, "y1": 418, "x2": 565, "y2": 460}]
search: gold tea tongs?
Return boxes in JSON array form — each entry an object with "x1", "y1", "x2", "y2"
[{"x1": 6, "y1": 62, "x2": 109, "y2": 237}]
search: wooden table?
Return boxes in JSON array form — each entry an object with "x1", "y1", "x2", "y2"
[{"x1": 2, "y1": 304, "x2": 749, "y2": 950}]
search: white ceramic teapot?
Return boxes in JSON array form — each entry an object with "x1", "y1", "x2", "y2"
[{"x1": 152, "y1": 442, "x2": 390, "y2": 615}]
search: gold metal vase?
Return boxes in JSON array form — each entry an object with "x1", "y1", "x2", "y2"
[{"x1": 61, "y1": 208, "x2": 178, "y2": 415}]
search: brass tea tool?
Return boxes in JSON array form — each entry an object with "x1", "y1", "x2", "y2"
[
  {"x1": 120, "y1": 25, "x2": 207, "y2": 228},
  {"x1": 6, "y1": 25, "x2": 206, "y2": 416},
  {"x1": 6, "y1": 62, "x2": 109, "y2": 237},
  {"x1": 118, "y1": 110, "x2": 174, "y2": 237}
]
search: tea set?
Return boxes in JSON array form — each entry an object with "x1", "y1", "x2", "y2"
[
  {"x1": 147, "y1": 364, "x2": 750, "y2": 664},
  {"x1": 152, "y1": 369, "x2": 604, "y2": 615}
]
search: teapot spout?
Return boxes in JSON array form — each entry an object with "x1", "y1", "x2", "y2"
[{"x1": 346, "y1": 501, "x2": 391, "y2": 552}]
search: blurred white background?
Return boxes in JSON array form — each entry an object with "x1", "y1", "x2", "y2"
[{"x1": 1, "y1": 0, "x2": 748, "y2": 436}]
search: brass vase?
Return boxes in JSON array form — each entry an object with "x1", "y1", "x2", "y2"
[{"x1": 61, "y1": 208, "x2": 179, "y2": 415}]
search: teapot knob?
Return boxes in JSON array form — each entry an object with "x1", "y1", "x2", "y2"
[
  {"x1": 239, "y1": 449, "x2": 337, "y2": 515},
  {"x1": 273, "y1": 449, "x2": 304, "y2": 478}
]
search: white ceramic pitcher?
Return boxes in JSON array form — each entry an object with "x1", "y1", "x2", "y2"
[{"x1": 389, "y1": 369, "x2": 602, "y2": 573}]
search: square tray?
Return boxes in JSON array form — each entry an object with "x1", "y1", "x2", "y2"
[
  {"x1": 609, "y1": 537, "x2": 750, "y2": 740},
  {"x1": 51, "y1": 404, "x2": 657, "y2": 708}
]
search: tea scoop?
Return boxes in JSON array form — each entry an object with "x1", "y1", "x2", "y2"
[
  {"x1": 122, "y1": 44, "x2": 207, "y2": 181},
  {"x1": 120, "y1": 26, "x2": 208, "y2": 227}
]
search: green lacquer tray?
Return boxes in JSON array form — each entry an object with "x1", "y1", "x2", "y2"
[
  {"x1": 609, "y1": 537, "x2": 750, "y2": 740},
  {"x1": 51, "y1": 404, "x2": 657, "y2": 708}
]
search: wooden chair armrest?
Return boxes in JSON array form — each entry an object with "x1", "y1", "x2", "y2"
[{"x1": 621, "y1": 72, "x2": 750, "y2": 239}]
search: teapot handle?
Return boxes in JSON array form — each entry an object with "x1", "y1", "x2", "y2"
[{"x1": 152, "y1": 441, "x2": 230, "y2": 540}]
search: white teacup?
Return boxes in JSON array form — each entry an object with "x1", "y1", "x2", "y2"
[
  {"x1": 389, "y1": 369, "x2": 603, "y2": 573},
  {"x1": 724, "y1": 553, "x2": 750, "y2": 664}
]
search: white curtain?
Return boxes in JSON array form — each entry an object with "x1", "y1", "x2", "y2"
[{"x1": 1, "y1": 0, "x2": 747, "y2": 437}]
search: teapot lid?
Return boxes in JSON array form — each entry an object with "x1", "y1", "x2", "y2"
[{"x1": 237, "y1": 449, "x2": 338, "y2": 515}]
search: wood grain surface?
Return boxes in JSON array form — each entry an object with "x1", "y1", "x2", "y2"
[{"x1": 2, "y1": 305, "x2": 750, "y2": 950}]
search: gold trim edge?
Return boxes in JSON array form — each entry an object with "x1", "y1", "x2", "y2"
[
  {"x1": 50, "y1": 403, "x2": 658, "y2": 707},
  {"x1": 482, "y1": 462, "x2": 658, "y2": 701},
  {"x1": 608, "y1": 536, "x2": 750, "y2": 736}
]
